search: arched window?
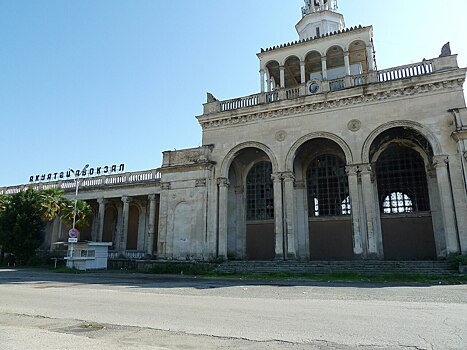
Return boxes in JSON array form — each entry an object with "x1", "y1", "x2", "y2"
[
  {"x1": 376, "y1": 146, "x2": 430, "y2": 214},
  {"x1": 246, "y1": 161, "x2": 274, "y2": 221},
  {"x1": 307, "y1": 154, "x2": 350, "y2": 217}
]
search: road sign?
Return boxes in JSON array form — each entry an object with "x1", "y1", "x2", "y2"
[
  {"x1": 68, "y1": 238, "x2": 78, "y2": 243},
  {"x1": 68, "y1": 228, "x2": 79, "y2": 239}
]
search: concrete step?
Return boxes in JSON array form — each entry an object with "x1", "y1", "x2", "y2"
[{"x1": 216, "y1": 260, "x2": 456, "y2": 276}]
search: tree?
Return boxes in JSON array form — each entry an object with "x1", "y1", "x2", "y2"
[
  {"x1": 0, "y1": 190, "x2": 44, "y2": 264},
  {"x1": 60, "y1": 198, "x2": 93, "y2": 232}
]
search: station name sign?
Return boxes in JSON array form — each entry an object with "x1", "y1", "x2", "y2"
[{"x1": 29, "y1": 164, "x2": 125, "y2": 183}]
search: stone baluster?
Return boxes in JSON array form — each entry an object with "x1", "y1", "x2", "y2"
[
  {"x1": 147, "y1": 194, "x2": 158, "y2": 256},
  {"x1": 217, "y1": 177, "x2": 230, "y2": 258}
]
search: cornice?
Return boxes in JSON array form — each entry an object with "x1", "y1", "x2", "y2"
[{"x1": 199, "y1": 77, "x2": 465, "y2": 131}]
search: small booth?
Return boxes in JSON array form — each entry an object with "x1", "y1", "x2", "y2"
[{"x1": 65, "y1": 242, "x2": 112, "y2": 271}]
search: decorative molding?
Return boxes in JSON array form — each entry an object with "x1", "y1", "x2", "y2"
[
  {"x1": 275, "y1": 130, "x2": 287, "y2": 142},
  {"x1": 464, "y1": 151, "x2": 467, "y2": 161},
  {"x1": 121, "y1": 196, "x2": 132, "y2": 204},
  {"x1": 432, "y1": 155, "x2": 449, "y2": 168},
  {"x1": 271, "y1": 173, "x2": 283, "y2": 182},
  {"x1": 199, "y1": 79, "x2": 465, "y2": 130},
  {"x1": 97, "y1": 197, "x2": 106, "y2": 206},
  {"x1": 345, "y1": 165, "x2": 360, "y2": 177},
  {"x1": 160, "y1": 182, "x2": 171, "y2": 191},
  {"x1": 148, "y1": 194, "x2": 157, "y2": 201},
  {"x1": 195, "y1": 178, "x2": 207, "y2": 187},
  {"x1": 217, "y1": 177, "x2": 230, "y2": 188},
  {"x1": 281, "y1": 171, "x2": 295, "y2": 182},
  {"x1": 347, "y1": 119, "x2": 362, "y2": 132}
]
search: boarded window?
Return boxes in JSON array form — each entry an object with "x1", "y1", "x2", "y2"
[{"x1": 246, "y1": 161, "x2": 274, "y2": 221}]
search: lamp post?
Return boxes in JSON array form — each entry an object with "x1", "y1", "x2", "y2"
[
  {"x1": 68, "y1": 164, "x2": 89, "y2": 266},
  {"x1": 70, "y1": 164, "x2": 89, "y2": 231}
]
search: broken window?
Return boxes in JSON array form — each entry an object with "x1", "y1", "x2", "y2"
[
  {"x1": 307, "y1": 154, "x2": 350, "y2": 217},
  {"x1": 246, "y1": 161, "x2": 274, "y2": 221}
]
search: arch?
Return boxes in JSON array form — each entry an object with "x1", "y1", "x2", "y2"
[
  {"x1": 103, "y1": 205, "x2": 118, "y2": 245},
  {"x1": 265, "y1": 60, "x2": 280, "y2": 90},
  {"x1": 286, "y1": 132, "x2": 353, "y2": 172},
  {"x1": 361, "y1": 121, "x2": 443, "y2": 163},
  {"x1": 284, "y1": 55, "x2": 301, "y2": 88},
  {"x1": 326, "y1": 45, "x2": 345, "y2": 70},
  {"x1": 348, "y1": 40, "x2": 368, "y2": 74},
  {"x1": 305, "y1": 50, "x2": 322, "y2": 82},
  {"x1": 220, "y1": 142, "x2": 279, "y2": 179}
]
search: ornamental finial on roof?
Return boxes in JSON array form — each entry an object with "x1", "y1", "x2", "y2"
[{"x1": 302, "y1": 0, "x2": 338, "y2": 17}]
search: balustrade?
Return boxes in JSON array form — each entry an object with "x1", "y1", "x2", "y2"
[{"x1": 378, "y1": 60, "x2": 433, "y2": 82}]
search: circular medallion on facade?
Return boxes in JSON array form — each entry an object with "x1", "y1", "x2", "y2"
[
  {"x1": 347, "y1": 119, "x2": 362, "y2": 132},
  {"x1": 275, "y1": 130, "x2": 287, "y2": 142}
]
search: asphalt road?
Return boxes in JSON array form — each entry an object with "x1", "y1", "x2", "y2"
[{"x1": 0, "y1": 269, "x2": 466, "y2": 349}]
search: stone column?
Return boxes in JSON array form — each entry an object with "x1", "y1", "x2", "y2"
[
  {"x1": 344, "y1": 51, "x2": 351, "y2": 76},
  {"x1": 147, "y1": 194, "x2": 157, "y2": 256},
  {"x1": 319, "y1": 0, "x2": 324, "y2": 10},
  {"x1": 97, "y1": 198, "x2": 106, "y2": 242},
  {"x1": 360, "y1": 164, "x2": 379, "y2": 258},
  {"x1": 433, "y1": 156, "x2": 460, "y2": 254},
  {"x1": 346, "y1": 165, "x2": 363, "y2": 257},
  {"x1": 157, "y1": 182, "x2": 170, "y2": 258},
  {"x1": 300, "y1": 61, "x2": 306, "y2": 84},
  {"x1": 272, "y1": 173, "x2": 284, "y2": 259},
  {"x1": 217, "y1": 177, "x2": 229, "y2": 258},
  {"x1": 121, "y1": 196, "x2": 131, "y2": 252},
  {"x1": 321, "y1": 56, "x2": 328, "y2": 80},
  {"x1": 279, "y1": 66, "x2": 285, "y2": 88},
  {"x1": 260, "y1": 69, "x2": 265, "y2": 93},
  {"x1": 282, "y1": 172, "x2": 296, "y2": 259},
  {"x1": 367, "y1": 45, "x2": 375, "y2": 71}
]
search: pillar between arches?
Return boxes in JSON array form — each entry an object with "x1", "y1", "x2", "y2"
[{"x1": 271, "y1": 173, "x2": 284, "y2": 259}]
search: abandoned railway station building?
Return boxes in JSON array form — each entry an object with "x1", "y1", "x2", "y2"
[{"x1": 2, "y1": 0, "x2": 467, "y2": 261}]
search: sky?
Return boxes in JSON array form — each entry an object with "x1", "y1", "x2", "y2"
[{"x1": 1, "y1": 0, "x2": 466, "y2": 187}]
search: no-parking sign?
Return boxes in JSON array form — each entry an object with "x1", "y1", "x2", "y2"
[{"x1": 68, "y1": 228, "x2": 79, "y2": 243}]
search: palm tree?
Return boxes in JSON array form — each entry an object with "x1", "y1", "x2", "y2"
[
  {"x1": 39, "y1": 188, "x2": 66, "y2": 222},
  {"x1": 60, "y1": 199, "x2": 93, "y2": 231}
]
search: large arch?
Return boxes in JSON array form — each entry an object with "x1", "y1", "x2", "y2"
[
  {"x1": 286, "y1": 132, "x2": 353, "y2": 172},
  {"x1": 220, "y1": 141, "x2": 279, "y2": 179},
  {"x1": 367, "y1": 127, "x2": 439, "y2": 260},
  {"x1": 225, "y1": 146, "x2": 276, "y2": 260},
  {"x1": 362, "y1": 121, "x2": 443, "y2": 163}
]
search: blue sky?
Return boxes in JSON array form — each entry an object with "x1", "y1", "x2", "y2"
[{"x1": 1, "y1": 0, "x2": 466, "y2": 186}]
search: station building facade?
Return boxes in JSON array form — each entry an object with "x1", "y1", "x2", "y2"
[{"x1": 2, "y1": 0, "x2": 467, "y2": 261}]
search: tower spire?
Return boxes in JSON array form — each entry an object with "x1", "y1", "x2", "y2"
[{"x1": 297, "y1": 0, "x2": 344, "y2": 40}]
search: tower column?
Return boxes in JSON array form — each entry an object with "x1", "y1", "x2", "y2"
[
  {"x1": 147, "y1": 194, "x2": 157, "y2": 256},
  {"x1": 282, "y1": 172, "x2": 296, "y2": 258},
  {"x1": 300, "y1": 61, "x2": 306, "y2": 84},
  {"x1": 217, "y1": 177, "x2": 229, "y2": 258},
  {"x1": 344, "y1": 51, "x2": 351, "y2": 76},
  {"x1": 120, "y1": 196, "x2": 131, "y2": 251},
  {"x1": 319, "y1": 0, "x2": 325, "y2": 11},
  {"x1": 97, "y1": 198, "x2": 106, "y2": 242},
  {"x1": 367, "y1": 45, "x2": 375, "y2": 71},
  {"x1": 321, "y1": 56, "x2": 328, "y2": 80},
  {"x1": 260, "y1": 69, "x2": 265, "y2": 93},
  {"x1": 279, "y1": 66, "x2": 286, "y2": 88},
  {"x1": 346, "y1": 165, "x2": 363, "y2": 256},
  {"x1": 272, "y1": 173, "x2": 284, "y2": 259}
]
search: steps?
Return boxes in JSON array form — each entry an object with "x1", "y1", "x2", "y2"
[{"x1": 216, "y1": 260, "x2": 457, "y2": 276}]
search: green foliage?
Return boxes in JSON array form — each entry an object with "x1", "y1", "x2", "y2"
[
  {"x1": 59, "y1": 199, "x2": 93, "y2": 231},
  {"x1": 148, "y1": 262, "x2": 217, "y2": 275},
  {"x1": 448, "y1": 255, "x2": 467, "y2": 268},
  {"x1": 0, "y1": 190, "x2": 45, "y2": 264}
]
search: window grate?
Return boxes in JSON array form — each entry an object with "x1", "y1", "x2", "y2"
[
  {"x1": 376, "y1": 146, "x2": 430, "y2": 214},
  {"x1": 246, "y1": 161, "x2": 274, "y2": 221},
  {"x1": 306, "y1": 154, "x2": 350, "y2": 217}
]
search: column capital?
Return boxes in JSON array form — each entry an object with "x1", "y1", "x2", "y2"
[
  {"x1": 432, "y1": 155, "x2": 449, "y2": 168},
  {"x1": 359, "y1": 163, "x2": 373, "y2": 175},
  {"x1": 344, "y1": 51, "x2": 350, "y2": 56},
  {"x1": 281, "y1": 171, "x2": 295, "y2": 182},
  {"x1": 160, "y1": 182, "x2": 171, "y2": 190},
  {"x1": 217, "y1": 177, "x2": 230, "y2": 188},
  {"x1": 121, "y1": 196, "x2": 132, "y2": 204},
  {"x1": 300, "y1": 60, "x2": 306, "y2": 66},
  {"x1": 279, "y1": 65, "x2": 285, "y2": 70},
  {"x1": 271, "y1": 173, "x2": 283, "y2": 183},
  {"x1": 345, "y1": 165, "x2": 360, "y2": 177},
  {"x1": 148, "y1": 194, "x2": 157, "y2": 201},
  {"x1": 97, "y1": 197, "x2": 106, "y2": 205},
  {"x1": 321, "y1": 55, "x2": 327, "y2": 61},
  {"x1": 463, "y1": 151, "x2": 467, "y2": 161}
]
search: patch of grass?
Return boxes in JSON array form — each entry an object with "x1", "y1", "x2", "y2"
[
  {"x1": 51, "y1": 267, "x2": 86, "y2": 274},
  {"x1": 146, "y1": 262, "x2": 218, "y2": 276},
  {"x1": 80, "y1": 323, "x2": 105, "y2": 330}
]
